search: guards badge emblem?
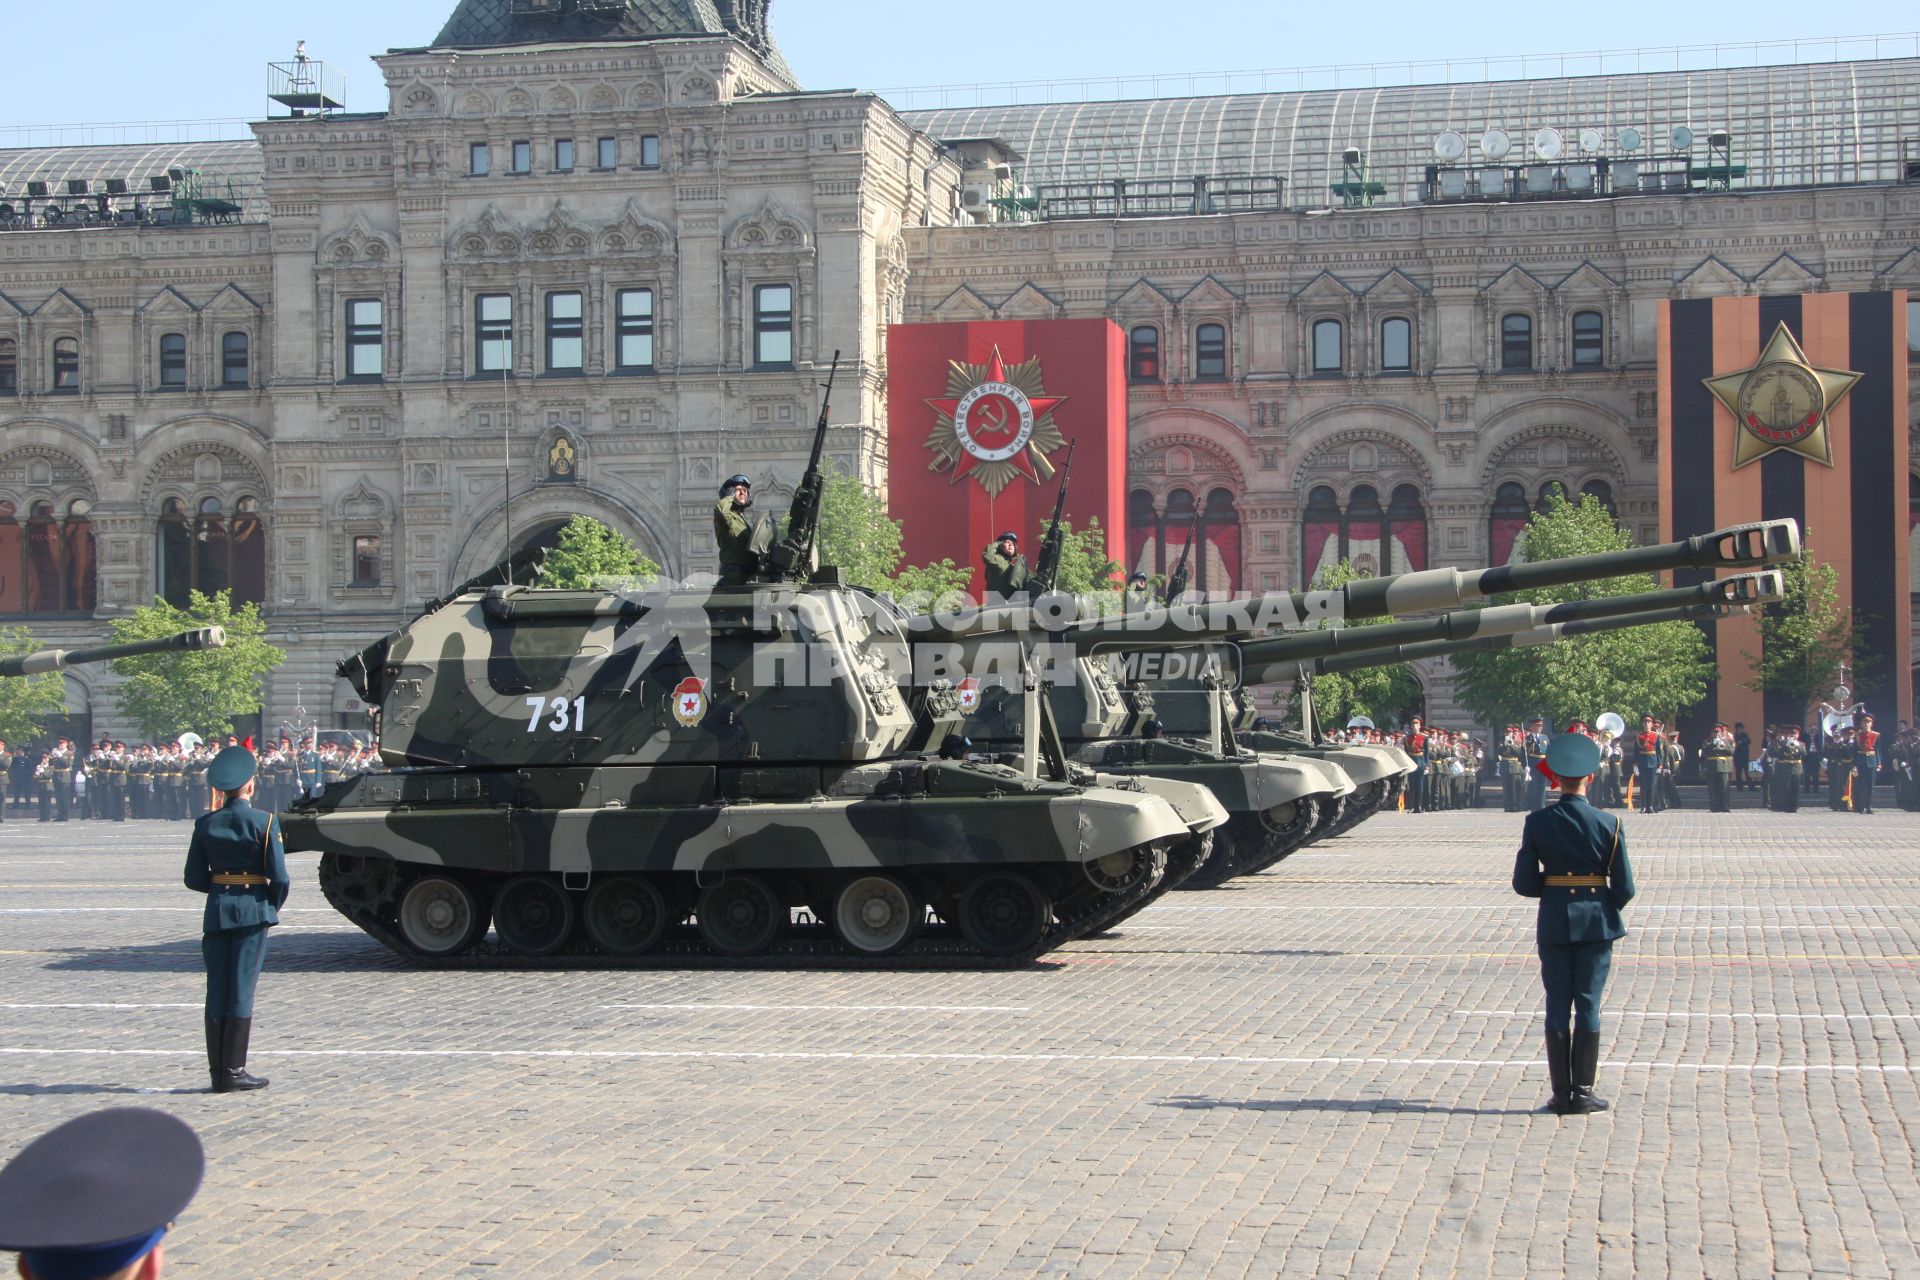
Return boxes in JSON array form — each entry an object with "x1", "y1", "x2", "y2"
[{"x1": 671, "y1": 676, "x2": 707, "y2": 727}]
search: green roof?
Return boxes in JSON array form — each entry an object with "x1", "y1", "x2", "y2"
[{"x1": 432, "y1": 0, "x2": 793, "y2": 83}]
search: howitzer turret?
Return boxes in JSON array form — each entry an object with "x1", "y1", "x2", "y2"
[{"x1": 0, "y1": 627, "x2": 226, "y2": 677}]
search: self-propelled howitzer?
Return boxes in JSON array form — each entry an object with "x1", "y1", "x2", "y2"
[{"x1": 0, "y1": 627, "x2": 226, "y2": 677}]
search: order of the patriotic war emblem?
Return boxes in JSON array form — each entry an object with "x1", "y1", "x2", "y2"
[
  {"x1": 924, "y1": 345, "x2": 1069, "y2": 496},
  {"x1": 1703, "y1": 321, "x2": 1863, "y2": 469}
]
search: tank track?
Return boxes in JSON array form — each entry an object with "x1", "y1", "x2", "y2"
[
  {"x1": 1222, "y1": 796, "x2": 1327, "y2": 878},
  {"x1": 1321, "y1": 783, "x2": 1389, "y2": 839},
  {"x1": 317, "y1": 840, "x2": 1194, "y2": 971}
]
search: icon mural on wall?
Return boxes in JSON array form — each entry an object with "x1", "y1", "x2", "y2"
[
  {"x1": 546, "y1": 433, "x2": 578, "y2": 482},
  {"x1": 1702, "y1": 321, "x2": 1862, "y2": 469},
  {"x1": 924, "y1": 345, "x2": 1069, "y2": 497}
]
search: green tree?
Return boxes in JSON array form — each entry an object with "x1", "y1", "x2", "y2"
[
  {"x1": 108, "y1": 592, "x2": 286, "y2": 742},
  {"x1": 537, "y1": 515, "x2": 660, "y2": 590},
  {"x1": 1450, "y1": 493, "x2": 1714, "y2": 728},
  {"x1": 816, "y1": 469, "x2": 977, "y2": 608},
  {"x1": 1039, "y1": 516, "x2": 1124, "y2": 597},
  {"x1": 1744, "y1": 538, "x2": 1857, "y2": 716},
  {"x1": 0, "y1": 627, "x2": 70, "y2": 742},
  {"x1": 1299, "y1": 559, "x2": 1423, "y2": 728}
]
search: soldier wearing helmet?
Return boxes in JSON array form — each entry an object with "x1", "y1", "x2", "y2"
[
  {"x1": 981, "y1": 530, "x2": 1029, "y2": 601},
  {"x1": 714, "y1": 474, "x2": 756, "y2": 586}
]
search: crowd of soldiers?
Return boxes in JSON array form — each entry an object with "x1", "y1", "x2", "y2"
[
  {"x1": 1754, "y1": 718, "x2": 1920, "y2": 814},
  {"x1": 0, "y1": 735, "x2": 384, "y2": 822}
]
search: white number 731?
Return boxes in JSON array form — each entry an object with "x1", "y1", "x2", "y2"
[{"x1": 525, "y1": 695, "x2": 586, "y2": 733}]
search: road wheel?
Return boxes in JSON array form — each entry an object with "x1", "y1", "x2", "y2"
[
  {"x1": 397, "y1": 875, "x2": 489, "y2": 957},
  {"x1": 696, "y1": 874, "x2": 786, "y2": 957},
  {"x1": 958, "y1": 873, "x2": 1050, "y2": 957},
  {"x1": 832, "y1": 875, "x2": 922, "y2": 956},
  {"x1": 583, "y1": 876, "x2": 670, "y2": 956},
  {"x1": 492, "y1": 875, "x2": 576, "y2": 957}
]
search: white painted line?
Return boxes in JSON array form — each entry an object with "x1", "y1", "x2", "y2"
[
  {"x1": 0, "y1": 1003, "x2": 201, "y2": 1010},
  {"x1": 0, "y1": 1047, "x2": 1907, "y2": 1073},
  {"x1": 1633, "y1": 924, "x2": 1910, "y2": 933},
  {"x1": 0, "y1": 907, "x2": 337, "y2": 914},
  {"x1": 1456, "y1": 1010, "x2": 1920, "y2": 1021},
  {"x1": 601, "y1": 1004, "x2": 1031, "y2": 1013}
]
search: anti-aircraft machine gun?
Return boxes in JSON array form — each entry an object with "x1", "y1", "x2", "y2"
[{"x1": 289, "y1": 357, "x2": 1198, "y2": 967}]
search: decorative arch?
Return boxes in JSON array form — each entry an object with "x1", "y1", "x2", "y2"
[
  {"x1": 725, "y1": 198, "x2": 813, "y2": 253},
  {"x1": 451, "y1": 486, "x2": 677, "y2": 585},
  {"x1": 317, "y1": 214, "x2": 398, "y2": 268},
  {"x1": 0, "y1": 442, "x2": 97, "y2": 615},
  {"x1": 1293, "y1": 425, "x2": 1435, "y2": 498},
  {"x1": 1474, "y1": 412, "x2": 1630, "y2": 492},
  {"x1": 1127, "y1": 432, "x2": 1247, "y2": 596},
  {"x1": 598, "y1": 199, "x2": 674, "y2": 255}
]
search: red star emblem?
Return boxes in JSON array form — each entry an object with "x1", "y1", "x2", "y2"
[{"x1": 925, "y1": 346, "x2": 1067, "y2": 489}]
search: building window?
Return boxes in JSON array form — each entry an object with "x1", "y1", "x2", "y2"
[
  {"x1": 553, "y1": 138, "x2": 574, "y2": 172},
  {"x1": 476, "y1": 295, "x2": 514, "y2": 373},
  {"x1": 51, "y1": 338, "x2": 78, "y2": 393},
  {"x1": 1304, "y1": 483, "x2": 1428, "y2": 582},
  {"x1": 1571, "y1": 310, "x2": 1604, "y2": 368},
  {"x1": 545, "y1": 292, "x2": 583, "y2": 372},
  {"x1": 597, "y1": 137, "x2": 617, "y2": 169},
  {"x1": 1579, "y1": 479, "x2": 1616, "y2": 515},
  {"x1": 469, "y1": 142, "x2": 490, "y2": 176},
  {"x1": 352, "y1": 535, "x2": 381, "y2": 587},
  {"x1": 345, "y1": 299, "x2": 383, "y2": 379},
  {"x1": 1910, "y1": 299, "x2": 1919, "y2": 352},
  {"x1": 221, "y1": 332, "x2": 250, "y2": 387},
  {"x1": 510, "y1": 141, "x2": 531, "y2": 174},
  {"x1": 158, "y1": 333, "x2": 187, "y2": 388},
  {"x1": 753, "y1": 284, "x2": 793, "y2": 367},
  {"x1": 1128, "y1": 326, "x2": 1160, "y2": 381},
  {"x1": 0, "y1": 339, "x2": 15, "y2": 395},
  {"x1": 1500, "y1": 312, "x2": 1533, "y2": 370},
  {"x1": 1125, "y1": 487, "x2": 1243, "y2": 598},
  {"x1": 0, "y1": 498, "x2": 95, "y2": 615},
  {"x1": 1380, "y1": 316, "x2": 1412, "y2": 371},
  {"x1": 156, "y1": 495, "x2": 266, "y2": 609},
  {"x1": 1195, "y1": 323, "x2": 1227, "y2": 379},
  {"x1": 616, "y1": 289, "x2": 655, "y2": 371},
  {"x1": 1311, "y1": 319, "x2": 1342, "y2": 374},
  {"x1": 639, "y1": 135, "x2": 661, "y2": 169}
]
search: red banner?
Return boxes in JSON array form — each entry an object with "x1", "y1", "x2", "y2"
[{"x1": 886, "y1": 320, "x2": 1128, "y2": 597}]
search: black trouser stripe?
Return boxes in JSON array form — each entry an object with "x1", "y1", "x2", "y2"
[
  {"x1": 1848, "y1": 292, "x2": 1898, "y2": 731},
  {"x1": 1668, "y1": 300, "x2": 1717, "y2": 749},
  {"x1": 1757, "y1": 296, "x2": 1805, "y2": 731}
]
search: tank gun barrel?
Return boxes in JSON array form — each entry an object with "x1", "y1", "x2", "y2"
[
  {"x1": 0, "y1": 627, "x2": 227, "y2": 677},
  {"x1": 1263, "y1": 601, "x2": 1755, "y2": 683},
  {"x1": 1236, "y1": 571, "x2": 1782, "y2": 682},
  {"x1": 907, "y1": 519, "x2": 1799, "y2": 648}
]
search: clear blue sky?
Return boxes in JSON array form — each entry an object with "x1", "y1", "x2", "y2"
[{"x1": 0, "y1": 1, "x2": 1908, "y2": 133}]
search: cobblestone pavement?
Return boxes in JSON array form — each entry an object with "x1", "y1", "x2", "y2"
[{"x1": 2, "y1": 804, "x2": 1916, "y2": 1279}]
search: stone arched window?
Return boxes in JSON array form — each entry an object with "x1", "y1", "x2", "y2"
[
  {"x1": 1909, "y1": 473, "x2": 1920, "y2": 592},
  {"x1": 0, "y1": 498, "x2": 94, "y2": 615},
  {"x1": 1489, "y1": 481, "x2": 1532, "y2": 564},
  {"x1": 1303, "y1": 483, "x2": 1427, "y2": 581},
  {"x1": 1500, "y1": 313, "x2": 1534, "y2": 370},
  {"x1": 1128, "y1": 486, "x2": 1241, "y2": 597},
  {"x1": 1578, "y1": 478, "x2": 1615, "y2": 515},
  {"x1": 156, "y1": 494, "x2": 266, "y2": 608},
  {"x1": 1571, "y1": 310, "x2": 1605, "y2": 368},
  {"x1": 1129, "y1": 326, "x2": 1160, "y2": 382},
  {"x1": 0, "y1": 338, "x2": 16, "y2": 395}
]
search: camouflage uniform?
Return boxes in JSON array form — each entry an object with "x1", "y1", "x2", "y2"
[{"x1": 713, "y1": 497, "x2": 756, "y2": 586}]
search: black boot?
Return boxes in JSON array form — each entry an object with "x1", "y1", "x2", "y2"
[
  {"x1": 206, "y1": 1016, "x2": 225, "y2": 1092},
  {"x1": 1543, "y1": 1029, "x2": 1572, "y2": 1114},
  {"x1": 1566, "y1": 1028, "x2": 1610, "y2": 1114},
  {"x1": 218, "y1": 1017, "x2": 269, "y2": 1092}
]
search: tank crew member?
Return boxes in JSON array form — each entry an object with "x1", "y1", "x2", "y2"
[
  {"x1": 1124, "y1": 571, "x2": 1153, "y2": 609},
  {"x1": 184, "y1": 745, "x2": 288, "y2": 1093},
  {"x1": 1702, "y1": 723, "x2": 1735, "y2": 812},
  {"x1": 714, "y1": 474, "x2": 757, "y2": 586},
  {"x1": 0, "y1": 1107, "x2": 204, "y2": 1280},
  {"x1": 981, "y1": 531, "x2": 1030, "y2": 601},
  {"x1": 1853, "y1": 714, "x2": 1879, "y2": 814},
  {"x1": 1513, "y1": 730, "x2": 1635, "y2": 1116},
  {"x1": 1524, "y1": 717, "x2": 1551, "y2": 811}
]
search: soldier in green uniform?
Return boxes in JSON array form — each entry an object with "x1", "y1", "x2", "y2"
[
  {"x1": 0, "y1": 739, "x2": 11, "y2": 821},
  {"x1": 1770, "y1": 726, "x2": 1805, "y2": 811},
  {"x1": 184, "y1": 745, "x2": 288, "y2": 1093},
  {"x1": 1826, "y1": 728, "x2": 1854, "y2": 812},
  {"x1": 48, "y1": 739, "x2": 73, "y2": 822},
  {"x1": 1702, "y1": 722, "x2": 1735, "y2": 812},
  {"x1": 713, "y1": 474, "x2": 757, "y2": 586},
  {"x1": 1124, "y1": 572, "x2": 1152, "y2": 609},
  {"x1": 1499, "y1": 725, "x2": 1525, "y2": 812},
  {"x1": 981, "y1": 531, "x2": 1030, "y2": 601},
  {"x1": 1523, "y1": 718, "x2": 1551, "y2": 811},
  {"x1": 1513, "y1": 731, "x2": 1635, "y2": 1116},
  {"x1": 1892, "y1": 725, "x2": 1919, "y2": 811}
]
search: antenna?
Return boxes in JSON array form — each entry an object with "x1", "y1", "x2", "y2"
[
  {"x1": 1533, "y1": 127, "x2": 1563, "y2": 160},
  {"x1": 1578, "y1": 127, "x2": 1604, "y2": 153},
  {"x1": 1433, "y1": 130, "x2": 1466, "y2": 162},
  {"x1": 1618, "y1": 127, "x2": 1643, "y2": 152},
  {"x1": 1479, "y1": 128, "x2": 1512, "y2": 161},
  {"x1": 1671, "y1": 125, "x2": 1695, "y2": 150}
]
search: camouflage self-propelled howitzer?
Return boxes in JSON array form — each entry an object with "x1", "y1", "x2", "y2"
[
  {"x1": 0, "y1": 627, "x2": 226, "y2": 677},
  {"x1": 286, "y1": 361, "x2": 1194, "y2": 967},
  {"x1": 1068, "y1": 518, "x2": 1802, "y2": 878}
]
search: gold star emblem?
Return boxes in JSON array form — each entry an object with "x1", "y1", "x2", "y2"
[
  {"x1": 924, "y1": 346, "x2": 1068, "y2": 497},
  {"x1": 1703, "y1": 322, "x2": 1862, "y2": 469}
]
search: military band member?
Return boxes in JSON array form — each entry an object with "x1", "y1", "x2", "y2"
[
  {"x1": 1826, "y1": 728, "x2": 1855, "y2": 812},
  {"x1": 185, "y1": 746, "x2": 288, "y2": 1093},
  {"x1": 1499, "y1": 725, "x2": 1526, "y2": 812},
  {"x1": 1632, "y1": 716, "x2": 1660, "y2": 813},
  {"x1": 1733, "y1": 722, "x2": 1753, "y2": 790},
  {"x1": 1514, "y1": 731, "x2": 1635, "y2": 1116},
  {"x1": 1702, "y1": 723, "x2": 1735, "y2": 812},
  {"x1": 1853, "y1": 714, "x2": 1880, "y2": 814},
  {"x1": 981, "y1": 530, "x2": 1030, "y2": 601},
  {"x1": 1659, "y1": 728, "x2": 1684, "y2": 810},
  {"x1": 1404, "y1": 716, "x2": 1429, "y2": 812},
  {"x1": 713, "y1": 474, "x2": 757, "y2": 586},
  {"x1": 1524, "y1": 717, "x2": 1550, "y2": 811},
  {"x1": 1769, "y1": 726, "x2": 1806, "y2": 811},
  {"x1": 1892, "y1": 725, "x2": 1920, "y2": 811}
]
